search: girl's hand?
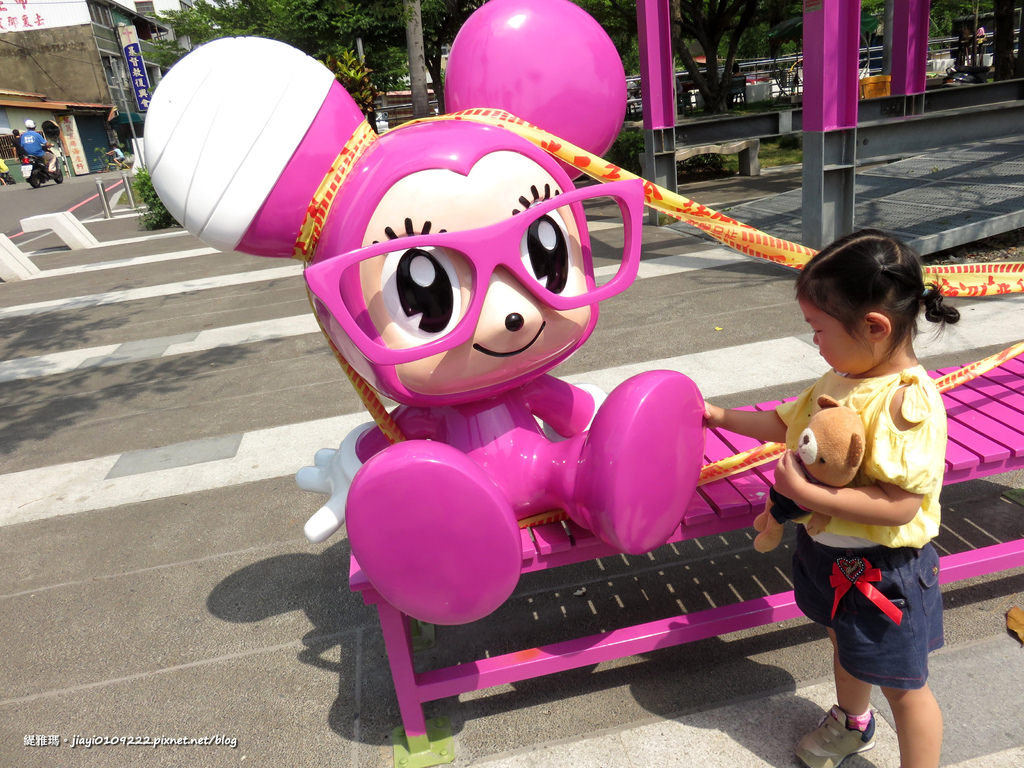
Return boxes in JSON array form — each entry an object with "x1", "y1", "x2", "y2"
[
  {"x1": 772, "y1": 450, "x2": 812, "y2": 505},
  {"x1": 704, "y1": 401, "x2": 723, "y2": 428}
]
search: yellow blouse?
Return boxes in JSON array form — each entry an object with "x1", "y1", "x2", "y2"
[{"x1": 774, "y1": 365, "x2": 946, "y2": 548}]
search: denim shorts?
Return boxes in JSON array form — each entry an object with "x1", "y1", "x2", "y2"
[{"x1": 793, "y1": 526, "x2": 944, "y2": 690}]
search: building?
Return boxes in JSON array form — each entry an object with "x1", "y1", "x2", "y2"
[{"x1": 0, "y1": 0, "x2": 184, "y2": 174}]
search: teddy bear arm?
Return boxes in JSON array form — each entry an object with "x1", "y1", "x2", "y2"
[{"x1": 804, "y1": 511, "x2": 830, "y2": 536}]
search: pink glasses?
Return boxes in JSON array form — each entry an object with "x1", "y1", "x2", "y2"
[{"x1": 304, "y1": 178, "x2": 644, "y2": 365}]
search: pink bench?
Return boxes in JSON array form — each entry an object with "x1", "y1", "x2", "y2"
[{"x1": 351, "y1": 358, "x2": 1024, "y2": 764}]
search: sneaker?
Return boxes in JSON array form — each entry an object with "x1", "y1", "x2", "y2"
[{"x1": 795, "y1": 705, "x2": 875, "y2": 768}]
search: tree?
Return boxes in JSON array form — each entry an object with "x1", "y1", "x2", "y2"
[
  {"x1": 419, "y1": 0, "x2": 484, "y2": 113},
  {"x1": 404, "y1": 0, "x2": 430, "y2": 117},
  {"x1": 669, "y1": 0, "x2": 759, "y2": 114},
  {"x1": 152, "y1": 0, "x2": 410, "y2": 93},
  {"x1": 152, "y1": 0, "x2": 480, "y2": 115},
  {"x1": 575, "y1": 0, "x2": 641, "y2": 73}
]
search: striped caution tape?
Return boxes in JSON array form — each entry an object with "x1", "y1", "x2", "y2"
[
  {"x1": 697, "y1": 339, "x2": 1024, "y2": 485},
  {"x1": 406, "y1": 109, "x2": 1024, "y2": 297}
]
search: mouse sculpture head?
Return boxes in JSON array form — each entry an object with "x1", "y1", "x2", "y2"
[{"x1": 146, "y1": 32, "x2": 639, "y2": 407}]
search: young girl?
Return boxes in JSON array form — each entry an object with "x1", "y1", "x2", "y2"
[{"x1": 705, "y1": 229, "x2": 960, "y2": 768}]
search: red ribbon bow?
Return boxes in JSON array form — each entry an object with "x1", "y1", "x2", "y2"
[{"x1": 829, "y1": 556, "x2": 903, "y2": 625}]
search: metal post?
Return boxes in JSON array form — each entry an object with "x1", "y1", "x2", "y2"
[
  {"x1": 801, "y1": 130, "x2": 857, "y2": 250},
  {"x1": 120, "y1": 172, "x2": 136, "y2": 209},
  {"x1": 96, "y1": 179, "x2": 112, "y2": 219},
  {"x1": 637, "y1": 0, "x2": 676, "y2": 224},
  {"x1": 802, "y1": 0, "x2": 861, "y2": 249}
]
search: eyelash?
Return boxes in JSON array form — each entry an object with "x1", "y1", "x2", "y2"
[
  {"x1": 512, "y1": 183, "x2": 560, "y2": 215},
  {"x1": 378, "y1": 218, "x2": 445, "y2": 244},
  {"x1": 375, "y1": 185, "x2": 564, "y2": 243}
]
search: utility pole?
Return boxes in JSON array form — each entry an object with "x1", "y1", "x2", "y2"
[{"x1": 404, "y1": 0, "x2": 430, "y2": 118}]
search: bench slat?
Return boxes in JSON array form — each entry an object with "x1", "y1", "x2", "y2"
[{"x1": 940, "y1": 373, "x2": 1022, "y2": 459}]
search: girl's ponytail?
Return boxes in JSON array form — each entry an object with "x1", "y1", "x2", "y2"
[{"x1": 922, "y1": 283, "x2": 960, "y2": 326}]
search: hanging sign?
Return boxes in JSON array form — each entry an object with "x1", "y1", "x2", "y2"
[{"x1": 117, "y1": 24, "x2": 153, "y2": 112}]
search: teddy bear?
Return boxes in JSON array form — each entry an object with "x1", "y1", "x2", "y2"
[{"x1": 752, "y1": 395, "x2": 865, "y2": 552}]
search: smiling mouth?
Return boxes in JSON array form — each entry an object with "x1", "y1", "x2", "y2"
[{"x1": 473, "y1": 322, "x2": 546, "y2": 357}]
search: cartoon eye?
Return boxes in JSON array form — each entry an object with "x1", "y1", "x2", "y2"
[
  {"x1": 520, "y1": 209, "x2": 569, "y2": 294},
  {"x1": 380, "y1": 247, "x2": 462, "y2": 338}
]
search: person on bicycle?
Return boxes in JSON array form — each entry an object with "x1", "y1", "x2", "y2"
[{"x1": 107, "y1": 145, "x2": 129, "y2": 170}]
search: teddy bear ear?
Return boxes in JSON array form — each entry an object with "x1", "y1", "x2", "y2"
[
  {"x1": 146, "y1": 36, "x2": 367, "y2": 256},
  {"x1": 816, "y1": 394, "x2": 841, "y2": 410},
  {"x1": 847, "y1": 432, "x2": 865, "y2": 469}
]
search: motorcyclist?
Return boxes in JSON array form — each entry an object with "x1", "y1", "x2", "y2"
[{"x1": 19, "y1": 119, "x2": 57, "y2": 174}]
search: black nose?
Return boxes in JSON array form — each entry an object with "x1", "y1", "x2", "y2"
[{"x1": 505, "y1": 313, "x2": 525, "y2": 332}]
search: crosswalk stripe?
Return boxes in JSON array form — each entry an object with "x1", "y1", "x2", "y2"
[
  {"x1": 0, "y1": 315, "x2": 320, "y2": 382},
  {"x1": 0, "y1": 264, "x2": 303, "y2": 319},
  {"x1": 1, "y1": 247, "x2": 744, "y2": 322},
  {"x1": 1, "y1": 414, "x2": 368, "y2": 526},
  {"x1": 3, "y1": 213, "x2": 1022, "y2": 529},
  {"x1": 2, "y1": 293, "x2": 1022, "y2": 526},
  {"x1": 2, "y1": 291, "x2": 1020, "y2": 386},
  {"x1": 0, "y1": 249, "x2": 750, "y2": 382},
  {"x1": 37, "y1": 247, "x2": 219, "y2": 277}
]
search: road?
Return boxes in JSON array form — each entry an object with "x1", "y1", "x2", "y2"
[
  {"x1": 1, "y1": 170, "x2": 134, "y2": 240},
  {"x1": 0, "y1": 172, "x2": 1022, "y2": 768}
]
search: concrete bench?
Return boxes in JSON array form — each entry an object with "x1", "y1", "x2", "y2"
[
  {"x1": 676, "y1": 138, "x2": 760, "y2": 176},
  {"x1": 353, "y1": 355, "x2": 1024, "y2": 765},
  {"x1": 19, "y1": 211, "x2": 99, "y2": 250},
  {"x1": 0, "y1": 234, "x2": 40, "y2": 281}
]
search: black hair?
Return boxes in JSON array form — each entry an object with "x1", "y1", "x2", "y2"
[{"x1": 795, "y1": 229, "x2": 959, "y2": 355}]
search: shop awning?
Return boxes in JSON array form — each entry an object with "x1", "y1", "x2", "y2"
[{"x1": 111, "y1": 111, "x2": 145, "y2": 125}]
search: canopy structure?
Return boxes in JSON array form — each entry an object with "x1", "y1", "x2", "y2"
[
  {"x1": 636, "y1": 0, "x2": 934, "y2": 248},
  {"x1": 111, "y1": 111, "x2": 145, "y2": 125},
  {"x1": 768, "y1": 12, "x2": 880, "y2": 43}
]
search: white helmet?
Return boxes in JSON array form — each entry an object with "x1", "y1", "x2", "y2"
[{"x1": 24, "y1": 119, "x2": 35, "y2": 129}]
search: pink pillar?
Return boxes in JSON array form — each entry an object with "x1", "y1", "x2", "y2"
[
  {"x1": 802, "y1": 0, "x2": 861, "y2": 132},
  {"x1": 889, "y1": 0, "x2": 930, "y2": 95},
  {"x1": 637, "y1": 0, "x2": 674, "y2": 130}
]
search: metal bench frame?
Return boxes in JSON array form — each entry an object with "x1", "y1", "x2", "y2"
[{"x1": 351, "y1": 357, "x2": 1024, "y2": 765}]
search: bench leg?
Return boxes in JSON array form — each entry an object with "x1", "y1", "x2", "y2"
[
  {"x1": 377, "y1": 602, "x2": 454, "y2": 766},
  {"x1": 738, "y1": 139, "x2": 760, "y2": 176}
]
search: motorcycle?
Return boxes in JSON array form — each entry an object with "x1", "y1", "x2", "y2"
[
  {"x1": 20, "y1": 153, "x2": 64, "y2": 188},
  {"x1": 943, "y1": 64, "x2": 988, "y2": 86}
]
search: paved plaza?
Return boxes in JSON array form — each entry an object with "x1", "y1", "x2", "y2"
[{"x1": 1, "y1": 163, "x2": 1022, "y2": 768}]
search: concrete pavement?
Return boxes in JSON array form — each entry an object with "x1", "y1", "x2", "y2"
[{"x1": 0, "y1": 166, "x2": 1022, "y2": 768}]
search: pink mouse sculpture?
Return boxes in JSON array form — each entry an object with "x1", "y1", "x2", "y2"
[{"x1": 145, "y1": 29, "x2": 704, "y2": 625}]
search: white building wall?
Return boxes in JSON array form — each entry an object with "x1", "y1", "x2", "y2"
[{"x1": 0, "y1": 0, "x2": 90, "y2": 33}]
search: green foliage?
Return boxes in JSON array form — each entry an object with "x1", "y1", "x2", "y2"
[
  {"x1": 605, "y1": 127, "x2": 645, "y2": 176},
  {"x1": 323, "y1": 49, "x2": 378, "y2": 115},
  {"x1": 575, "y1": 0, "x2": 641, "y2": 73},
  {"x1": 678, "y1": 152, "x2": 726, "y2": 177},
  {"x1": 153, "y1": 0, "x2": 406, "y2": 90},
  {"x1": 133, "y1": 167, "x2": 181, "y2": 231},
  {"x1": 152, "y1": 0, "x2": 481, "y2": 100},
  {"x1": 91, "y1": 145, "x2": 108, "y2": 171}
]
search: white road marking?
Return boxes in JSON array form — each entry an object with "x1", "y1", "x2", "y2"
[
  {"x1": 0, "y1": 264, "x2": 304, "y2": 319},
  {"x1": 4, "y1": 296, "x2": 1023, "y2": 527},
  {"x1": 1, "y1": 414, "x2": 368, "y2": 526},
  {"x1": 0, "y1": 315, "x2": 320, "y2": 382},
  {"x1": 36, "y1": 247, "x2": 219, "y2": 277}
]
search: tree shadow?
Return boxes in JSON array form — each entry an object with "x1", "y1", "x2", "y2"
[
  {"x1": 198, "y1": 495, "x2": 1024, "y2": 759},
  {"x1": 0, "y1": 343, "x2": 259, "y2": 462}
]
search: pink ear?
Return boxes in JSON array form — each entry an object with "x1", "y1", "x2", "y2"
[
  {"x1": 238, "y1": 81, "x2": 367, "y2": 257},
  {"x1": 146, "y1": 37, "x2": 368, "y2": 257}
]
